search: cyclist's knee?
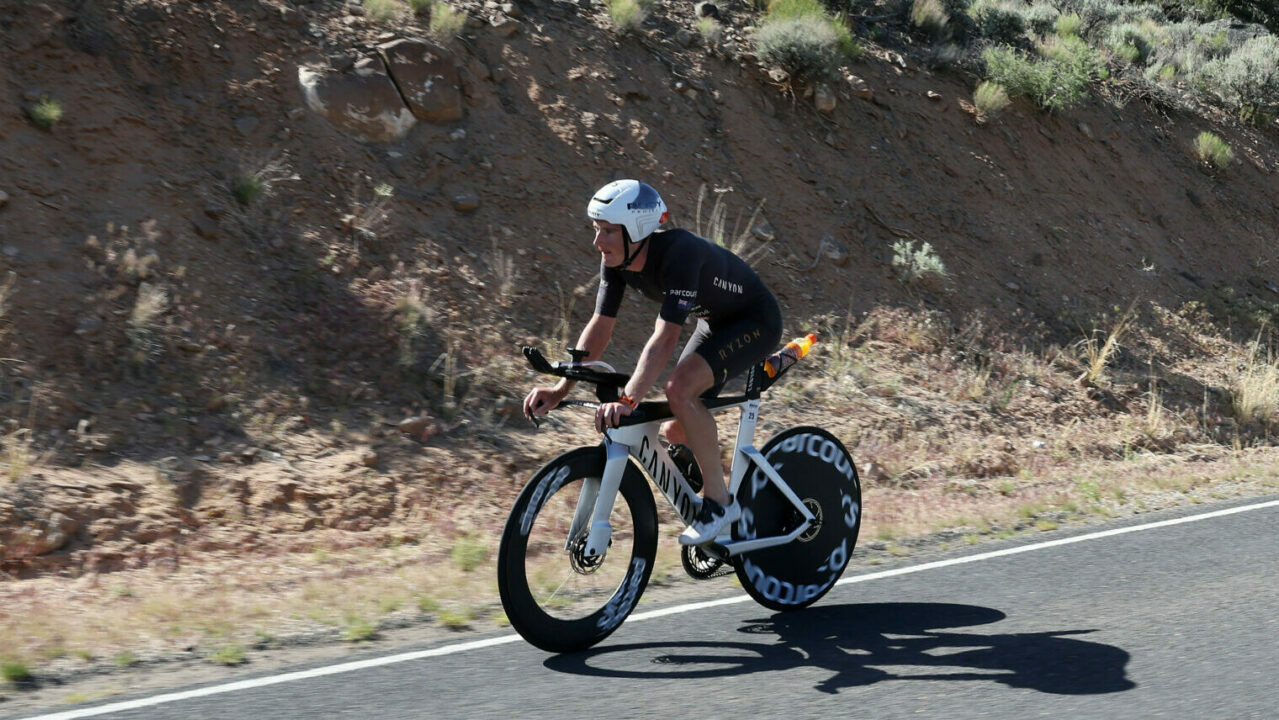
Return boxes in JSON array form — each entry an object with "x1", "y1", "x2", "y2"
[{"x1": 664, "y1": 371, "x2": 709, "y2": 407}]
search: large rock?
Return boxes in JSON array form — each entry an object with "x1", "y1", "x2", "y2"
[
  {"x1": 298, "y1": 60, "x2": 418, "y2": 143},
  {"x1": 378, "y1": 38, "x2": 464, "y2": 124}
]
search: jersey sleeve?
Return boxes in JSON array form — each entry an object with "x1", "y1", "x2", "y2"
[
  {"x1": 657, "y1": 240, "x2": 701, "y2": 325},
  {"x1": 594, "y1": 261, "x2": 625, "y2": 318}
]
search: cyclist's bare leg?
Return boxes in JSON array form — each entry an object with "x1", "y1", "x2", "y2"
[
  {"x1": 664, "y1": 354, "x2": 728, "y2": 505},
  {"x1": 661, "y1": 419, "x2": 685, "y2": 445}
]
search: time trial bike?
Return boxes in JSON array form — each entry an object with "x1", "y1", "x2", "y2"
[{"x1": 497, "y1": 337, "x2": 862, "y2": 653}]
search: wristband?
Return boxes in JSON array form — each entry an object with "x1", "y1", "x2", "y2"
[{"x1": 618, "y1": 393, "x2": 638, "y2": 409}]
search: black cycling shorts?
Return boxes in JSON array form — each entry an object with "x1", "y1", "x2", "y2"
[{"x1": 679, "y1": 293, "x2": 783, "y2": 396}]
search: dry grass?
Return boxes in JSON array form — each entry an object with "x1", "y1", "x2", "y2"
[
  {"x1": 1076, "y1": 305, "x2": 1135, "y2": 385},
  {"x1": 8, "y1": 302, "x2": 1279, "y2": 678},
  {"x1": 694, "y1": 184, "x2": 770, "y2": 266},
  {"x1": 606, "y1": 0, "x2": 646, "y2": 34},
  {"x1": 0, "y1": 537, "x2": 512, "y2": 671},
  {"x1": 364, "y1": 0, "x2": 404, "y2": 23},
  {"x1": 973, "y1": 81, "x2": 1012, "y2": 120},
  {"x1": 126, "y1": 283, "x2": 169, "y2": 365},
  {"x1": 427, "y1": 1, "x2": 466, "y2": 40},
  {"x1": 1229, "y1": 337, "x2": 1279, "y2": 425}
]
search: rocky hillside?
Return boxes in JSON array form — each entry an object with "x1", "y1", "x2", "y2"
[{"x1": 1, "y1": 0, "x2": 1278, "y2": 576}]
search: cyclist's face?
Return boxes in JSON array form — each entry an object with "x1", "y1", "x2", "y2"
[{"x1": 592, "y1": 220, "x2": 626, "y2": 266}]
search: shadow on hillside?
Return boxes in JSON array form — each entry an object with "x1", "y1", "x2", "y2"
[{"x1": 544, "y1": 602, "x2": 1135, "y2": 696}]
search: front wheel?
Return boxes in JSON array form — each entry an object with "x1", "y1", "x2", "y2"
[
  {"x1": 497, "y1": 446, "x2": 658, "y2": 653},
  {"x1": 733, "y1": 426, "x2": 861, "y2": 612}
]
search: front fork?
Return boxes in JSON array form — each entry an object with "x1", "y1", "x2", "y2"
[{"x1": 568, "y1": 437, "x2": 629, "y2": 558}]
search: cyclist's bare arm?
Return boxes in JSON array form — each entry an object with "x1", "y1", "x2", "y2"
[
  {"x1": 523, "y1": 313, "x2": 616, "y2": 418},
  {"x1": 622, "y1": 317, "x2": 682, "y2": 402},
  {"x1": 594, "y1": 317, "x2": 681, "y2": 432}
]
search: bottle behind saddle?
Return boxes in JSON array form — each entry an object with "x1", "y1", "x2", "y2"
[{"x1": 764, "y1": 333, "x2": 818, "y2": 378}]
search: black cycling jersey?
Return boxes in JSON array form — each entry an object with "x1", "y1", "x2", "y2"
[{"x1": 594, "y1": 228, "x2": 771, "y2": 325}]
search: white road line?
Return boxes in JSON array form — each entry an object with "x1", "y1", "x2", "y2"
[{"x1": 21, "y1": 497, "x2": 1279, "y2": 720}]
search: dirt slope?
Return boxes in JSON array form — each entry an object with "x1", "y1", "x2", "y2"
[{"x1": 1, "y1": 0, "x2": 1278, "y2": 575}]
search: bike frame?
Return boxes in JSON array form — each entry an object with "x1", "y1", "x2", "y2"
[{"x1": 570, "y1": 394, "x2": 817, "y2": 561}]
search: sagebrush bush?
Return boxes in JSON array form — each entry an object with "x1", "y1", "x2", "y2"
[
  {"x1": 969, "y1": 0, "x2": 1027, "y2": 44},
  {"x1": 940, "y1": 0, "x2": 976, "y2": 39},
  {"x1": 911, "y1": 0, "x2": 951, "y2": 38},
  {"x1": 767, "y1": 0, "x2": 857, "y2": 51},
  {"x1": 232, "y1": 175, "x2": 263, "y2": 206},
  {"x1": 983, "y1": 37, "x2": 1100, "y2": 110},
  {"x1": 1198, "y1": 35, "x2": 1279, "y2": 118},
  {"x1": 1194, "y1": 131, "x2": 1234, "y2": 169},
  {"x1": 1024, "y1": 3, "x2": 1060, "y2": 36},
  {"x1": 891, "y1": 240, "x2": 948, "y2": 283},
  {"x1": 30, "y1": 97, "x2": 62, "y2": 130},
  {"x1": 697, "y1": 16, "x2": 724, "y2": 44},
  {"x1": 973, "y1": 80, "x2": 1012, "y2": 117},
  {"x1": 755, "y1": 12, "x2": 850, "y2": 83},
  {"x1": 428, "y1": 1, "x2": 466, "y2": 38},
  {"x1": 1106, "y1": 22, "x2": 1154, "y2": 65},
  {"x1": 1054, "y1": 11, "x2": 1082, "y2": 36},
  {"x1": 1051, "y1": 0, "x2": 1162, "y2": 40},
  {"x1": 364, "y1": 0, "x2": 402, "y2": 23},
  {"x1": 607, "y1": 0, "x2": 646, "y2": 33},
  {"x1": 1230, "y1": 339, "x2": 1279, "y2": 425}
]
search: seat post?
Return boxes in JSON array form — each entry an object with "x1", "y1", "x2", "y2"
[{"x1": 744, "y1": 364, "x2": 763, "y2": 399}]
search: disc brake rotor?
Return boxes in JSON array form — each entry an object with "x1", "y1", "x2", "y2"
[
  {"x1": 568, "y1": 529, "x2": 607, "y2": 574},
  {"x1": 797, "y1": 498, "x2": 823, "y2": 543}
]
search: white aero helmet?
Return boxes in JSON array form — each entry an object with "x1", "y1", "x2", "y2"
[{"x1": 587, "y1": 179, "x2": 669, "y2": 244}]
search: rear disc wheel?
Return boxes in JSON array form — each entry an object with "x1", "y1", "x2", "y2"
[{"x1": 733, "y1": 426, "x2": 861, "y2": 611}]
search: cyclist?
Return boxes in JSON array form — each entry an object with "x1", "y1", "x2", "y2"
[{"x1": 523, "y1": 179, "x2": 782, "y2": 545}]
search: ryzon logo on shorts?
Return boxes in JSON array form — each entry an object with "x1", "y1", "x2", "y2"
[{"x1": 718, "y1": 328, "x2": 763, "y2": 360}]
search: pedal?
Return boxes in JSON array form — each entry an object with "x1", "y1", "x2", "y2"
[{"x1": 667, "y1": 443, "x2": 703, "y2": 494}]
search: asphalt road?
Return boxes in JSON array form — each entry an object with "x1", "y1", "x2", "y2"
[{"x1": 14, "y1": 495, "x2": 1279, "y2": 720}]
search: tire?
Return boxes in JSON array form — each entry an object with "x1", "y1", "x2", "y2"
[
  {"x1": 733, "y1": 426, "x2": 861, "y2": 612},
  {"x1": 497, "y1": 446, "x2": 658, "y2": 653}
]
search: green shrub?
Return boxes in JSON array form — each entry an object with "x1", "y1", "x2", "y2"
[
  {"x1": 1054, "y1": 11, "x2": 1081, "y2": 36},
  {"x1": 767, "y1": 0, "x2": 830, "y2": 20},
  {"x1": 697, "y1": 16, "x2": 724, "y2": 44},
  {"x1": 342, "y1": 616, "x2": 378, "y2": 642},
  {"x1": 973, "y1": 80, "x2": 1012, "y2": 117},
  {"x1": 1024, "y1": 3, "x2": 1059, "y2": 36},
  {"x1": 1, "y1": 661, "x2": 32, "y2": 683},
  {"x1": 29, "y1": 97, "x2": 62, "y2": 130},
  {"x1": 938, "y1": 0, "x2": 976, "y2": 39},
  {"x1": 1194, "y1": 131, "x2": 1234, "y2": 169},
  {"x1": 208, "y1": 645, "x2": 247, "y2": 666},
  {"x1": 983, "y1": 38, "x2": 1099, "y2": 111},
  {"x1": 1107, "y1": 22, "x2": 1154, "y2": 65},
  {"x1": 232, "y1": 174, "x2": 263, "y2": 206},
  {"x1": 428, "y1": 1, "x2": 467, "y2": 39},
  {"x1": 755, "y1": 15, "x2": 847, "y2": 83},
  {"x1": 450, "y1": 535, "x2": 489, "y2": 572},
  {"x1": 969, "y1": 0, "x2": 1026, "y2": 44},
  {"x1": 408, "y1": 0, "x2": 431, "y2": 15},
  {"x1": 911, "y1": 0, "x2": 951, "y2": 37},
  {"x1": 607, "y1": 0, "x2": 646, "y2": 33},
  {"x1": 364, "y1": 0, "x2": 402, "y2": 23},
  {"x1": 891, "y1": 240, "x2": 948, "y2": 283},
  {"x1": 1198, "y1": 35, "x2": 1279, "y2": 119},
  {"x1": 1051, "y1": 0, "x2": 1162, "y2": 40},
  {"x1": 762, "y1": 0, "x2": 856, "y2": 52}
]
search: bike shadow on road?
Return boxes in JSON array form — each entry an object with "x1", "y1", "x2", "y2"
[{"x1": 543, "y1": 602, "x2": 1135, "y2": 696}]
